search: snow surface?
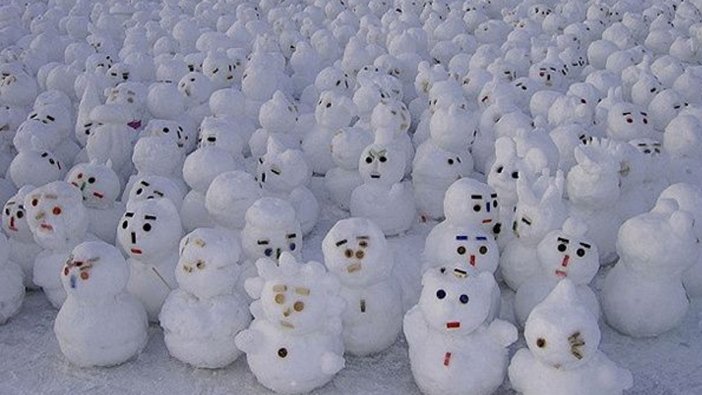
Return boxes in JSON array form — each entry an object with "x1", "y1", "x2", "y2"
[{"x1": 1, "y1": 179, "x2": 701, "y2": 394}]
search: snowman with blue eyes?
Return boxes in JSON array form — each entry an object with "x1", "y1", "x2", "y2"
[
  {"x1": 514, "y1": 217, "x2": 601, "y2": 328},
  {"x1": 350, "y1": 132, "x2": 417, "y2": 236},
  {"x1": 117, "y1": 198, "x2": 183, "y2": 322},
  {"x1": 404, "y1": 266, "x2": 517, "y2": 395}
]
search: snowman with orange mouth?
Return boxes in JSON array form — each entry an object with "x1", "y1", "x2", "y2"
[
  {"x1": 403, "y1": 267, "x2": 516, "y2": 395},
  {"x1": 117, "y1": 198, "x2": 183, "y2": 321},
  {"x1": 24, "y1": 181, "x2": 90, "y2": 308}
]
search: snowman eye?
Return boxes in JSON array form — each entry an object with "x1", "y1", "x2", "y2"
[
  {"x1": 495, "y1": 166, "x2": 504, "y2": 174},
  {"x1": 536, "y1": 338, "x2": 546, "y2": 348},
  {"x1": 88, "y1": 177, "x2": 96, "y2": 184},
  {"x1": 52, "y1": 206, "x2": 62, "y2": 215},
  {"x1": 143, "y1": 223, "x2": 152, "y2": 232},
  {"x1": 379, "y1": 156, "x2": 387, "y2": 163},
  {"x1": 511, "y1": 171, "x2": 519, "y2": 179},
  {"x1": 4, "y1": 208, "x2": 8, "y2": 215},
  {"x1": 479, "y1": 246, "x2": 488, "y2": 255},
  {"x1": 576, "y1": 248, "x2": 585, "y2": 257},
  {"x1": 459, "y1": 294, "x2": 469, "y2": 304},
  {"x1": 365, "y1": 156, "x2": 373, "y2": 163},
  {"x1": 457, "y1": 246, "x2": 466, "y2": 255},
  {"x1": 196, "y1": 260, "x2": 205, "y2": 270},
  {"x1": 473, "y1": 204, "x2": 481, "y2": 212},
  {"x1": 436, "y1": 289, "x2": 446, "y2": 299},
  {"x1": 122, "y1": 220, "x2": 128, "y2": 229}
]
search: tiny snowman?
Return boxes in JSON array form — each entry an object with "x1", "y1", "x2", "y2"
[
  {"x1": 54, "y1": 241, "x2": 148, "y2": 367},
  {"x1": 65, "y1": 160, "x2": 124, "y2": 243},
  {"x1": 257, "y1": 137, "x2": 319, "y2": 236},
  {"x1": 321, "y1": 217, "x2": 403, "y2": 356},
  {"x1": 350, "y1": 134, "x2": 417, "y2": 236},
  {"x1": 159, "y1": 228, "x2": 251, "y2": 368},
  {"x1": 25, "y1": 181, "x2": 90, "y2": 309},
  {"x1": 403, "y1": 267, "x2": 517, "y2": 395},
  {"x1": 2, "y1": 186, "x2": 42, "y2": 288},
  {"x1": 509, "y1": 280, "x2": 633, "y2": 395},
  {"x1": 0, "y1": 233, "x2": 24, "y2": 324},
  {"x1": 325, "y1": 126, "x2": 373, "y2": 210},
  {"x1": 514, "y1": 217, "x2": 601, "y2": 328},
  {"x1": 235, "y1": 253, "x2": 346, "y2": 394},
  {"x1": 602, "y1": 199, "x2": 700, "y2": 337},
  {"x1": 500, "y1": 172, "x2": 568, "y2": 291},
  {"x1": 117, "y1": 198, "x2": 183, "y2": 322},
  {"x1": 241, "y1": 197, "x2": 303, "y2": 266}
]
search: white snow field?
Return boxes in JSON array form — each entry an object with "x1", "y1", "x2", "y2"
[{"x1": 1, "y1": 180, "x2": 701, "y2": 395}]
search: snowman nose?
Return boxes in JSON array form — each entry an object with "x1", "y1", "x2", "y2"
[
  {"x1": 35, "y1": 211, "x2": 45, "y2": 220},
  {"x1": 131, "y1": 232, "x2": 137, "y2": 244},
  {"x1": 276, "y1": 248, "x2": 282, "y2": 259},
  {"x1": 561, "y1": 255, "x2": 570, "y2": 267}
]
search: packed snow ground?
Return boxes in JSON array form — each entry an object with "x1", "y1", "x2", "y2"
[{"x1": 1, "y1": 180, "x2": 701, "y2": 395}]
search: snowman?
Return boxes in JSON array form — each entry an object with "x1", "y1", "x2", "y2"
[
  {"x1": 509, "y1": 280, "x2": 633, "y2": 395},
  {"x1": 235, "y1": 253, "x2": 346, "y2": 394},
  {"x1": 325, "y1": 126, "x2": 373, "y2": 210},
  {"x1": 2, "y1": 186, "x2": 41, "y2": 288},
  {"x1": 404, "y1": 267, "x2": 517, "y2": 395},
  {"x1": 321, "y1": 217, "x2": 403, "y2": 356},
  {"x1": 205, "y1": 171, "x2": 262, "y2": 234},
  {"x1": 208, "y1": 88, "x2": 256, "y2": 156},
  {"x1": 54, "y1": 241, "x2": 148, "y2": 367},
  {"x1": 249, "y1": 90, "x2": 301, "y2": 159},
  {"x1": 125, "y1": 134, "x2": 187, "y2": 199},
  {"x1": 65, "y1": 160, "x2": 124, "y2": 243},
  {"x1": 501, "y1": 172, "x2": 568, "y2": 291},
  {"x1": 256, "y1": 137, "x2": 319, "y2": 235},
  {"x1": 25, "y1": 181, "x2": 91, "y2": 308},
  {"x1": 602, "y1": 198, "x2": 700, "y2": 337},
  {"x1": 350, "y1": 134, "x2": 416, "y2": 236},
  {"x1": 160, "y1": 228, "x2": 251, "y2": 368},
  {"x1": 514, "y1": 217, "x2": 601, "y2": 328},
  {"x1": 0, "y1": 233, "x2": 24, "y2": 324},
  {"x1": 117, "y1": 198, "x2": 183, "y2": 322}
]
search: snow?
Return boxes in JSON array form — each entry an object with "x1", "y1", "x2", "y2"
[{"x1": 2, "y1": 179, "x2": 702, "y2": 394}]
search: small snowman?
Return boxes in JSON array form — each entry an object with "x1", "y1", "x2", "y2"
[
  {"x1": 235, "y1": 253, "x2": 346, "y2": 394},
  {"x1": 257, "y1": 137, "x2": 319, "y2": 235},
  {"x1": 514, "y1": 217, "x2": 601, "y2": 328},
  {"x1": 501, "y1": 172, "x2": 568, "y2": 291},
  {"x1": 509, "y1": 280, "x2": 633, "y2": 395},
  {"x1": 2, "y1": 186, "x2": 41, "y2": 288},
  {"x1": 117, "y1": 198, "x2": 183, "y2": 322},
  {"x1": 325, "y1": 126, "x2": 373, "y2": 210},
  {"x1": 321, "y1": 217, "x2": 403, "y2": 356},
  {"x1": 65, "y1": 160, "x2": 123, "y2": 243},
  {"x1": 0, "y1": 233, "x2": 24, "y2": 324},
  {"x1": 403, "y1": 267, "x2": 517, "y2": 395},
  {"x1": 602, "y1": 199, "x2": 700, "y2": 337},
  {"x1": 25, "y1": 181, "x2": 91, "y2": 308},
  {"x1": 350, "y1": 134, "x2": 417, "y2": 236},
  {"x1": 160, "y1": 228, "x2": 251, "y2": 368},
  {"x1": 54, "y1": 241, "x2": 148, "y2": 367}
]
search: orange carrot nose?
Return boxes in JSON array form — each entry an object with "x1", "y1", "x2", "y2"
[{"x1": 561, "y1": 255, "x2": 570, "y2": 267}]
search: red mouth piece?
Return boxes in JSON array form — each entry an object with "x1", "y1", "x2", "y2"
[
  {"x1": 130, "y1": 248, "x2": 143, "y2": 255},
  {"x1": 446, "y1": 321, "x2": 460, "y2": 329},
  {"x1": 40, "y1": 223, "x2": 53, "y2": 231},
  {"x1": 127, "y1": 120, "x2": 142, "y2": 130},
  {"x1": 482, "y1": 219, "x2": 492, "y2": 224},
  {"x1": 555, "y1": 270, "x2": 567, "y2": 279},
  {"x1": 92, "y1": 192, "x2": 104, "y2": 199}
]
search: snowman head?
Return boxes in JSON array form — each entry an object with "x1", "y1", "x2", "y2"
[
  {"x1": 205, "y1": 170, "x2": 262, "y2": 230},
  {"x1": 444, "y1": 178, "x2": 500, "y2": 231},
  {"x1": 62, "y1": 241, "x2": 129, "y2": 299},
  {"x1": 358, "y1": 140, "x2": 406, "y2": 186},
  {"x1": 258, "y1": 90, "x2": 298, "y2": 133},
  {"x1": 513, "y1": 171, "x2": 568, "y2": 245},
  {"x1": 537, "y1": 217, "x2": 599, "y2": 284},
  {"x1": 256, "y1": 137, "x2": 310, "y2": 194},
  {"x1": 664, "y1": 114, "x2": 702, "y2": 159},
  {"x1": 126, "y1": 175, "x2": 185, "y2": 211},
  {"x1": 146, "y1": 81, "x2": 186, "y2": 120},
  {"x1": 253, "y1": 252, "x2": 343, "y2": 334},
  {"x1": 315, "y1": 65, "x2": 353, "y2": 96},
  {"x1": 9, "y1": 148, "x2": 65, "y2": 189},
  {"x1": 65, "y1": 160, "x2": 120, "y2": 209},
  {"x1": 487, "y1": 137, "x2": 546, "y2": 208},
  {"x1": 183, "y1": 145, "x2": 238, "y2": 192},
  {"x1": 142, "y1": 119, "x2": 189, "y2": 152},
  {"x1": 178, "y1": 71, "x2": 213, "y2": 105},
  {"x1": 0, "y1": 63, "x2": 38, "y2": 107},
  {"x1": 132, "y1": 135, "x2": 185, "y2": 176},
  {"x1": 2, "y1": 185, "x2": 36, "y2": 243},
  {"x1": 176, "y1": 228, "x2": 241, "y2": 299},
  {"x1": 322, "y1": 217, "x2": 392, "y2": 286},
  {"x1": 25, "y1": 181, "x2": 88, "y2": 250},
  {"x1": 418, "y1": 267, "x2": 496, "y2": 335},
  {"x1": 315, "y1": 89, "x2": 355, "y2": 129},
  {"x1": 197, "y1": 116, "x2": 244, "y2": 157},
  {"x1": 241, "y1": 63, "x2": 281, "y2": 102},
  {"x1": 202, "y1": 50, "x2": 240, "y2": 88},
  {"x1": 525, "y1": 279, "x2": 600, "y2": 370},
  {"x1": 241, "y1": 197, "x2": 302, "y2": 262},
  {"x1": 118, "y1": 198, "x2": 183, "y2": 261}
]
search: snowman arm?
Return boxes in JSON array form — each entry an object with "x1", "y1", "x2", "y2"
[
  {"x1": 488, "y1": 319, "x2": 518, "y2": 347},
  {"x1": 244, "y1": 276, "x2": 265, "y2": 299},
  {"x1": 402, "y1": 306, "x2": 428, "y2": 345},
  {"x1": 320, "y1": 352, "x2": 345, "y2": 375},
  {"x1": 234, "y1": 328, "x2": 263, "y2": 354},
  {"x1": 507, "y1": 348, "x2": 532, "y2": 392}
]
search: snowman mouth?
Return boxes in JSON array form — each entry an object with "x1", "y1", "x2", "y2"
[
  {"x1": 446, "y1": 321, "x2": 461, "y2": 329},
  {"x1": 347, "y1": 262, "x2": 362, "y2": 273},
  {"x1": 555, "y1": 270, "x2": 568, "y2": 278},
  {"x1": 370, "y1": 173, "x2": 381, "y2": 179},
  {"x1": 130, "y1": 247, "x2": 143, "y2": 255},
  {"x1": 92, "y1": 191, "x2": 104, "y2": 199},
  {"x1": 127, "y1": 120, "x2": 141, "y2": 129},
  {"x1": 39, "y1": 223, "x2": 53, "y2": 232}
]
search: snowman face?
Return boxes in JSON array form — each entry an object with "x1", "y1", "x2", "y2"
[
  {"x1": 2, "y1": 191, "x2": 33, "y2": 243},
  {"x1": 256, "y1": 147, "x2": 309, "y2": 193},
  {"x1": 606, "y1": 103, "x2": 651, "y2": 141},
  {"x1": 105, "y1": 84, "x2": 140, "y2": 107},
  {"x1": 444, "y1": 179, "x2": 500, "y2": 231},
  {"x1": 202, "y1": 53, "x2": 238, "y2": 86},
  {"x1": 648, "y1": 90, "x2": 688, "y2": 130},
  {"x1": 419, "y1": 268, "x2": 493, "y2": 334},
  {"x1": 127, "y1": 176, "x2": 184, "y2": 210},
  {"x1": 176, "y1": 230, "x2": 240, "y2": 299},
  {"x1": 84, "y1": 53, "x2": 113, "y2": 74},
  {"x1": 10, "y1": 150, "x2": 64, "y2": 188},
  {"x1": 315, "y1": 66, "x2": 352, "y2": 96},
  {"x1": 261, "y1": 277, "x2": 326, "y2": 333},
  {"x1": 178, "y1": 72, "x2": 212, "y2": 104},
  {"x1": 61, "y1": 241, "x2": 129, "y2": 299},
  {"x1": 529, "y1": 64, "x2": 563, "y2": 88},
  {"x1": 107, "y1": 63, "x2": 131, "y2": 85},
  {"x1": 631, "y1": 76, "x2": 662, "y2": 107},
  {"x1": 66, "y1": 162, "x2": 120, "y2": 209},
  {"x1": 117, "y1": 199, "x2": 182, "y2": 262},
  {"x1": 76, "y1": 120, "x2": 102, "y2": 146},
  {"x1": 143, "y1": 119, "x2": 188, "y2": 150},
  {"x1": 433, "y1": 230, "x2": 499, "y2": 273},
  {"x1": 359, "y1": 143, "x2": 405, "y2": 185},
  {"x1": 630, "y1": 139, "x2": 662, "y2": 156},
  {"x1": 26, "y1": 104, "x2": 70, "y2": 134},
  {"x1": 413, "y1": 143, "x2": 467, "y2": 184},
  {"x1": 197, "y1": 119, "x2": 243, "y2": 155},
  {"x1": 512, "y1": 199, "x2": 560, "y2": 245},
  {"x1": 370, "y1": 99, "x2": 410, "y2": 135},
  {"x1": 537, "y1": 230, "x2": 598, "y2": 284},
  {"x1": 0, "y1": 67, "x2": 36, "y2": 106},
  {"x1": 315, "y1": 90, "x2": 354, "y2": 129},
  {"x1": 322, "y1": 218, "x2": 390, "y2": 286},
  {"x1": 487, "y1": 156, "x2": 522, "y2": 208},
  {"x1": 525, "y1": 310, "x2": 600, "y2": 369},
  {"x1": 25, "y1": 182, "x2": 87, "y2": 250},
  {"x1": 242, "y1": 222, "x2": 301, "y2": 262}
]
